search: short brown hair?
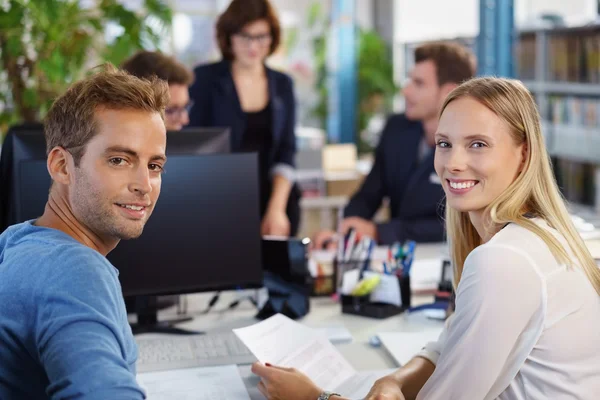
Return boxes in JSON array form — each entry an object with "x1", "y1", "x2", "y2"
[
  {"x1": 216, "y1": 0, "x2": 280, "y2": 60},
  {"x1": 120, "y1": 51, "x2": 194, "y2": 86},
  {"x1": 415, "y1": 42, "x2": 476, "y2": 86},
  {"x1": 44, "y1": 64, "x2": 169, "y2": 166}
]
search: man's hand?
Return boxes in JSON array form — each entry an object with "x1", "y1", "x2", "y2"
[
  {"x1": 311, "y1": 217, "x2": 378, "y2": 250},
  {"x1": 251, "y1": 362, "x2": 323, "y2": 400},
  {"x1": 365, "y1": 376, "x2": 406, "y2": 400},
  {"x1": 340, "y1": 217, "x2": 378, "y2": 241},
  {"x1": 311, "y1": 230, "x2": 338, "y2": 250}
]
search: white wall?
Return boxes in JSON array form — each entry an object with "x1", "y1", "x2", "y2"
[
  {"x1": 394, "y1": 0, "x2": 479, "y2": 43},
  {"x1": 393, "y1": 0, "x2": 597, "y2": 44},
  {"x1": 268, "y1": 0, "x2": 374, "y2": 30},
  {"x1": 515, "y1": 0, "x2": 596, "y2": 26}
]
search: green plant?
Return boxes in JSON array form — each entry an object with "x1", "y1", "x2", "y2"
[
  {"x1": 0, "y1": 0, "x2": 172, "y2": 139},
  {"x1": 307, "y1": 2, "x2": 397, "y2": 153}
]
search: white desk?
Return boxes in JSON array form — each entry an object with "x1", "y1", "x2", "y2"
[
  {"x1": 138, "y1": 292, "x2": 443, "y2": 399},
  {"x1": 135, "y1": 243, "x2": 448, "y2": 398}
]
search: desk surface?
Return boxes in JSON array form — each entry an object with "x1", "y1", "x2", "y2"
[
  {"x1": 135, "y1": 243, "x2": 448, "y2": 399},
  {"x1": 140, "y1": 291, "x2": 443, "y2": 399}
]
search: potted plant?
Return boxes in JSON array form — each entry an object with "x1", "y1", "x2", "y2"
[
  {"x1": 0, "y1": 0, "x2": 172, "y2": 142},
  {"x1": 305, "y1": 2, "x2": 397, "y2": 154}
]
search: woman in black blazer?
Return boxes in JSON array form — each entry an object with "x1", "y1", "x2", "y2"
[{"x1": 188, "y1": 0, "x2": 300, "y2": 237}]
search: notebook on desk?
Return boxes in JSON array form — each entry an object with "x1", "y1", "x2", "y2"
[{"x1": 377, "y1": 329, "x2": 444, "y2": 366}]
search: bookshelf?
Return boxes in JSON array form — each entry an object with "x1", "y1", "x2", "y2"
[
  {"x1": 516, "y1": 24, "x2": 600, "y2": 209},
  {"x1": 518, "y1": 25, "x2": 600, "y2": 162}
]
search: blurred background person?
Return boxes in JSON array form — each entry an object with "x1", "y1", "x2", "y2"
[
  {"x1": 188, "y1": 0, "x2": 300, "y2": 238},
  {"x1": 313, "y1": 42, "x2": 476, "y2": 248},
  {"x1": 121, "y1": 50, "x2": 194, "y2": 131}
]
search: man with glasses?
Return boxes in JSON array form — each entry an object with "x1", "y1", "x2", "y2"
[{"x1": 121, "y1": 51, "x2": 194, "y2": 131}]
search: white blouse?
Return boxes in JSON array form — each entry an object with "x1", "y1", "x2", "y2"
[{"x1": 416, "y1": 219, "x2": 600, "y2": 400}]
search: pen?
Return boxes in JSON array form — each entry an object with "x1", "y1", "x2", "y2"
[
  {"x1": 337, "y1": 230, "x2": 346, "y2": 262},
  {"x1": 344, "y1": 228, "x2": 357, "y2": 262},
  {"x1": 360, "y1": 238, "x2": 374, "y2": 279},
  {"x1": 403, "y1": 241, "x2": 416, "y2": 276},
  {"x1": 350, "y1": 237, "x2": 365, "y2": 262}
]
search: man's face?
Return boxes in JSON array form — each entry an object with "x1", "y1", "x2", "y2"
[
  {"x1": 165, "y1": 84, "x2": 190, "y2": 131},
  {"x1": 402, "y1": 60, "x2": 445, "y2": 122},
  {"x1": 69, "y1": 108, "x2": 167, "y2": 241}
]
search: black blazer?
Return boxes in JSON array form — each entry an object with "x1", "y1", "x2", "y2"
[
  {"x1": 344, "y1": 114, "x2": 446, "y2": 244},
  {"x1": 188, "y1": 60, "x2": 296, "y2": 174}
]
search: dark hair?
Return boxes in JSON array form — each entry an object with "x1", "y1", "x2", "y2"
[
  {"x1": 216, "y1": 0, "x2": 281, "y2": 60},
  {"x1": 415, "y1": 42, "x2": 476, "y2": 86},
  {"x1": 120, "y1": 50, "x2": 194, "y2": 86},
  {"x1": 44, "y1": 64, "x2": 170, "y2": 166}
]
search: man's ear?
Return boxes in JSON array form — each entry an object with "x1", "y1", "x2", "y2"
[
  {"x1": 440, "y1": 82, "x2": 458, "y2": 99},
  {"x1": 47, "y1": 147, "x2": 73, "y2": 186}
]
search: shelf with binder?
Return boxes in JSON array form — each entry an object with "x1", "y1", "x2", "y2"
[
  {"x1": 524, "y1": 81, "x2": 600, "y2": 97},
  {"x1": 516, "y1": 24, "x2": 600, "y2": 210},
  {"x1": 545, "y1": 123, "x2": 600, "y2": 164}
]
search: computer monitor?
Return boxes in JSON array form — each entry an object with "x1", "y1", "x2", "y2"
[
  {"x1": 108, "y1": 152, "x2": 263, "y2": 298},
  {"x1": 167, "y1": 127, "x2": 231, "y2": 154}
]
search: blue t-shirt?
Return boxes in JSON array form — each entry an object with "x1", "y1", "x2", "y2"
[{"x1": 0, "y1": 221, "x2": 144, "y2": 399}]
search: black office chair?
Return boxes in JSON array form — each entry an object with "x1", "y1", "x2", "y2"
[{"x1": 1, "y1": 123, "x2": 45, "y2": 232}]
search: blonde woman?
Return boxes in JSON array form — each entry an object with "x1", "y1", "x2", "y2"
[{"x1": 251, "y1": 77, "x2": 600, "y2": 400}]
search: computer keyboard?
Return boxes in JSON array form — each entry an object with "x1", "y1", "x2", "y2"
[{"x1": 135, "y1": 331, "x2": 257, "y2": 373}]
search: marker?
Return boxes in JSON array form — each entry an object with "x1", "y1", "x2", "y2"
[{"x1": 403, "y1": 241, "x2": 416, "y2": 276}]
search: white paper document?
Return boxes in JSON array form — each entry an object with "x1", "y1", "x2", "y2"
[
  {"x1": 235, "y1": 315, "x2": 400, "y2": 399},
  {"x1": 377, "y1": 329, "x2": 444, "y2": 366},
  {"x1": 233, "y1": 314, "x2": 356, "y2": 390},
  {"x1": 137, "y1": 365, "x2": 250, "y2": 400},
  {"x1": 364, "y1": 271, "x2": 402, "y2": 307},
  {"x1": 335, "y1": 369, "x2": 397, "y2": 399},
  {"x1": 341, "y1": 270, "x2": 402, "y2": 306},
  {"x1": 410, "y1": 259, "x2": 444, "y2": 292},
  {"x1": 341, "y1": 268, "x2": 361, "y2": 295}
]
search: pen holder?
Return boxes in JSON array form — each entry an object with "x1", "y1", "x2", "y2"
[
  {"x1": 340, "y1": 273, "x2": 411, "y2": 319},
  {"x1": 334, "y1": 259, "x2": 366, "y2": 294}
]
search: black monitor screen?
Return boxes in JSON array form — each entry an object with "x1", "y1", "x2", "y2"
[
  {"x1": 108, "y1": 153, "x2": 263, "y2": 296},
  {"x1": 166, "y1": 127, "x2": 230, "y2": 155}
]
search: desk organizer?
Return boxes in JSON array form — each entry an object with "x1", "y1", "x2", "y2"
[{"x1": 340, "y1": 272, "x2": 411, "y2": 319}]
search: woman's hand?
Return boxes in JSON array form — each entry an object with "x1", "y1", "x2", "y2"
[
  {"x1": 365, "y1": 376, "x2": 406, "y2": 400},
  {"x1": 251, "y1": 362, "x2": 323, "y2": 400},
  {"x1": 261, "y1": 209, "x2": 291, "y2": 237}
]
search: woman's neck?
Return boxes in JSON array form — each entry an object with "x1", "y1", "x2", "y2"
[
  {"x1": 231, "y1": 60, "x2": 265, "y2": 80},
  {"x1": 469, "y1": 210, "x2": 502, "y2": 243}
]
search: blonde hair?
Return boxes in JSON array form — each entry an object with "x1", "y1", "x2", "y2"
[{"x1": 442, "y1": 77, "x2": 600, "y2": 295}]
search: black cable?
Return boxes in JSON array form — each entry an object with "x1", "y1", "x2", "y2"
[
  {"x1": 226, "y1": 295, "x2": 258, "y2": 311},
  {"x1": 202, "y1": 291, "x2": 221, "y2": 314}
]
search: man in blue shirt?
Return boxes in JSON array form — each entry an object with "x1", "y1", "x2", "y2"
[{"x1": 0, "y1": 65, "x2": 170, "y2": 399}]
